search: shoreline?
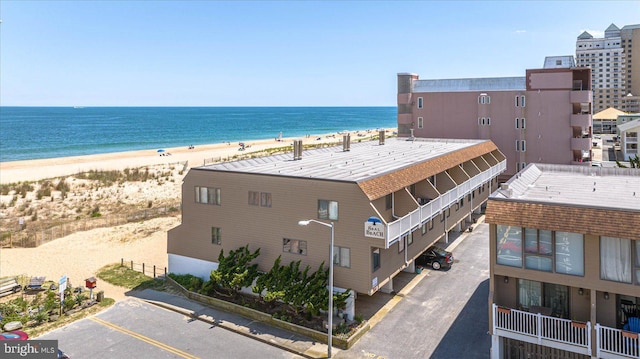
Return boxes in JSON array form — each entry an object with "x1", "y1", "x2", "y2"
[{"x1": 0, "y1": 128, "x2": 396, "y2": 184}]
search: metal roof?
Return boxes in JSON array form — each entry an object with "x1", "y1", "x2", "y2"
[
  {"x1": 618, "y1": 118, "x2": 640, "y2": 132},
  {"x1": 492, "y1": 163, "x2": 640, "y2": 211},
  {"x1": 196, "y1": 137, "x2": 490, "y2": 183},
  {"x1": 412, "y1": 77, "x2": 526, "y2": 93}
]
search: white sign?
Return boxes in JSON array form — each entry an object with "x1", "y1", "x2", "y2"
[
  {"x1": 59, "y1": 275, "x2": 67, "y2": 301},
  {"x1": 364, "y1": 222, "x2": 385, "y2": 239}
]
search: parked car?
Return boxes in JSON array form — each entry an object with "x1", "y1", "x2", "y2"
[
  {"x1": 58, "y1": 349, "x2": 71, "y2": 359},
  {"x1": 0, "y1": 330, "x2": 29, "y2": 340},
  {"x1": 415, "y1": 246, "x2": 453, "y2": 270}
]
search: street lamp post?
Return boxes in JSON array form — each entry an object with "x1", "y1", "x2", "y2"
[{"x1": 298, "y1": 219, "x2": 334, "y2": 358}]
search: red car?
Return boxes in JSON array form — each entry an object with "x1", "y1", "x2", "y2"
[{"x1": 0, "y1": 330, "x2": 29, "y2": 340}]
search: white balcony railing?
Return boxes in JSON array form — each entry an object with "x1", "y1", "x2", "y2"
[
  {"x1": 492, "y1": 304, "x2": 592, "y2": 356},
  {"x1": 596, "y1": 324, "x2": 640, "y2": 359},
  {"x1": 385, "y1": 159, "x2": 506, "y2": 246}
]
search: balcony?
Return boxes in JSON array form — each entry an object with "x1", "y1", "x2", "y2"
[
  {"x1": 384, "y1": 159, "x2": 506, "y2": 247},
  {"x1": 493, "y1": 304, "x2": 591, "y2": 355},
  {"x1": 492, "y1": 304, "x2": 640, "y2": 359},
  {"x1": 596, "y1": 324, "x2": 640, "y2": 359},
  {"x1": 571, "y1": 114, "x2": 592, "y2": 128},
  {"x1": 571, "y1": 90, "x2": 593, "y2": 104},
  {"x1": 571, "y1": 137, "x2": 592, "y2": 151}
]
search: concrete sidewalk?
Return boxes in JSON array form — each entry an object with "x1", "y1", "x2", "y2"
[{"x1": 131, "y1": 216, "x2": 484, "y2": 358}]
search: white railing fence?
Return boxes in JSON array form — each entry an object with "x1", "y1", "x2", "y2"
[
  {"x1": 386, "y1": 159, "x2": 506, "y2": 246},
  {"x1": 596, "y1": 323, "x2": 640, "y2": 359},
  {"x1": 492, "y1": 304, "x2": 591, "y2": 355}
]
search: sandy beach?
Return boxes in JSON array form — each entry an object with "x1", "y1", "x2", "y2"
[
  {"x1": 0, "y1": 128, "x2": 395, "y2": 301},
  {"x1": 0, "y1": 129, "x2": 392, "y2": 184}
]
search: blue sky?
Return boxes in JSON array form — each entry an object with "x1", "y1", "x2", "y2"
[{"x1": 1, "y1": 1, "x2": 639, "y2": 107}]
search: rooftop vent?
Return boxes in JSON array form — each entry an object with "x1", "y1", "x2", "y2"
[
  {"x1": 293, "y1": 139, "x2": 303, "y2": 160},
  {"x1": 343, "y1": 134, "x2": 351, "y2": 152}
]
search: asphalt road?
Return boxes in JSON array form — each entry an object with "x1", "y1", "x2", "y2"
[
  {"x1": 38, "y1": 298, "x2": 301, "y2": 358},
  {"x1": 337, "y1": 223, "x2": 491, "y2": 359},
  {"x1": 37, "y1": 224, "x2": 492, "y2": 359}
]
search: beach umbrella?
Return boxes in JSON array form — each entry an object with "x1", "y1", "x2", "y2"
[{"x1": 157, "y1": 149, "x2": 165, "y2": 153}]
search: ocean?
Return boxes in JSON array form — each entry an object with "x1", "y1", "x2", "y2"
[{"x1": 0, "y1": 107, "x2": 396, "y2": 162}]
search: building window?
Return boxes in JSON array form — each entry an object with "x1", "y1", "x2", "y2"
[
  {"x1": 417, "y1": 117, "x2": 423, "y2": 129},
  {"x1": 260, "y1": 192, "x2": 272, "y2": 207},
  {"x1": 487, "y1": 117, "x2": 491, "y2": 125},
  {"x1": 498, "y1": 226, "x2": 584, "y2": 276},
  {"x1": 248, "y1": 191, "x2": 260, "y2": 206},
  {"x1": 399, "y1": 235, "x2": 405, "y2": 253},
  {"x1": 249, "y1": 191, "x2": 271, "y2": 207},
  {"x1": 516, "y1": 140, "x2": 526, "y2": 152},
  {"x1": 417, "y1": 97, "x2": 423, "y2": 109},
  {"x1": 517, "y1": 279, "x2": 569, "y2": 318},
  {"x1": 515, "y1": 95, "x2": 526, "y2": 107},
  {"x1": 636, "y1": 240, "x2": 640, "y2": 285},
  {"x1": 524, "y1": 228, "x2": 552, "y2": 272},
  {"x1": 385, "y1": 194, "x2": 392, "y2": 210},
  {"x1": 497, "y1": 225, "x2": 523, "y2": 267},
  {"x1": 555, "y1": 231, "x2": 585, "y2": 276},
  {"x1": 211, "y1": 227, "x2": 221, "y2": 245},
  {"x1": 196, "y1": 186, "x2": 221, "y2": 205},
  {"x1": 283, "y1": 238, "x2": 307, "y2": 255},
  {"x1": 516, "y1": 118, "x2": 526, "y2": 129},
  {"x1": 428, "y1": 219, "x2": 434, "y2": 230},
  {"x1": 334, "y1": 246, "x2": 350, "y2": 268},
  {"x1": 372, "y1": 248, "x2": 380, "y2": 271},
  {"x1": 478, "y1": 94, "x2": 490, "y2": 104},
  {"x1": 408, "y1": 232, "x2": 414, "y2": 246},
  {"x1": 318, "y1": 200, "x2": 338, "y2": 220},
  {"x1": 521, "y1": 162, "x2": 526, "y2": 170},
  {"x1": 421, "y1": 223, "x2": 427, "y2": 235},
  {"x1": 601, "y1": 236, "x2": 634, "y2": 284}
]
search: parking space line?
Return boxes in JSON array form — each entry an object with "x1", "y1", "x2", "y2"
[{"x1": 89, "y1": 317, "x2": 199, "y2": 359}]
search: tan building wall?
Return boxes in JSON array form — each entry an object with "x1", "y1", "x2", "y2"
[{"x1": 168, "y1": 140, "x2": 505, "y2": 297}]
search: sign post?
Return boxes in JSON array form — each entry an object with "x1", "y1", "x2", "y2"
[{"x1": 59, "y1": 275, "x2": 67, "y2": 313}]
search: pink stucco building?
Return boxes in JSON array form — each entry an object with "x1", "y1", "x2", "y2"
[{"x1": 397, "y1": 56, "x2": 593, "y2": 179}]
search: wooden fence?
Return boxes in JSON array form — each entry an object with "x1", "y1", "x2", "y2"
[
  {"x1": 0, "y1": 203, "x2": 181, "y2": 248},
  {"x1": 121, "y1": 258, "x2": 167, "y2": 279}
]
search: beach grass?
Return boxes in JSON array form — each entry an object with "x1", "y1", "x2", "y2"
[{"x1": 96, "y1": 263, "x2": 166, "y2": 291}]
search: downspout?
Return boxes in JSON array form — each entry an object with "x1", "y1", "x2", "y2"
[{"x1": 391, "y1": 192, "x2": 400, "y2": 219}]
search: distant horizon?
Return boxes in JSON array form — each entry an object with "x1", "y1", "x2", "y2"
[
  {"x1": 1, "y1": 1, "x2": 638, "y2": 107},
  {"x1": 0, "y1": 105, "x2": 397, "y2": 108}
]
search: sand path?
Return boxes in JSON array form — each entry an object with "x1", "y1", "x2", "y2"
[{"x1": 0, "y1": 216, "x2": 177, "y2": 301}]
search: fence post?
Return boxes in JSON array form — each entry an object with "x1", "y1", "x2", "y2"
[
  {"x1": 153, "y1": 265, "x2": 156, "y2": 278},
  {"x1": 537, "y1": 313, "x2": 542, "y2": 344},
  {"x1": 121, "y1": 258, "x2": 123, "y2": 267},
  {"x1": 165, "y1": 267, "x2": 167, "y2": 278},
  {"x1": 142, "y1": 263, "x2": 145, "y2": 275},
  {"x1": 130, "y1": 260, "x2": 133, "y2": 270}
]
